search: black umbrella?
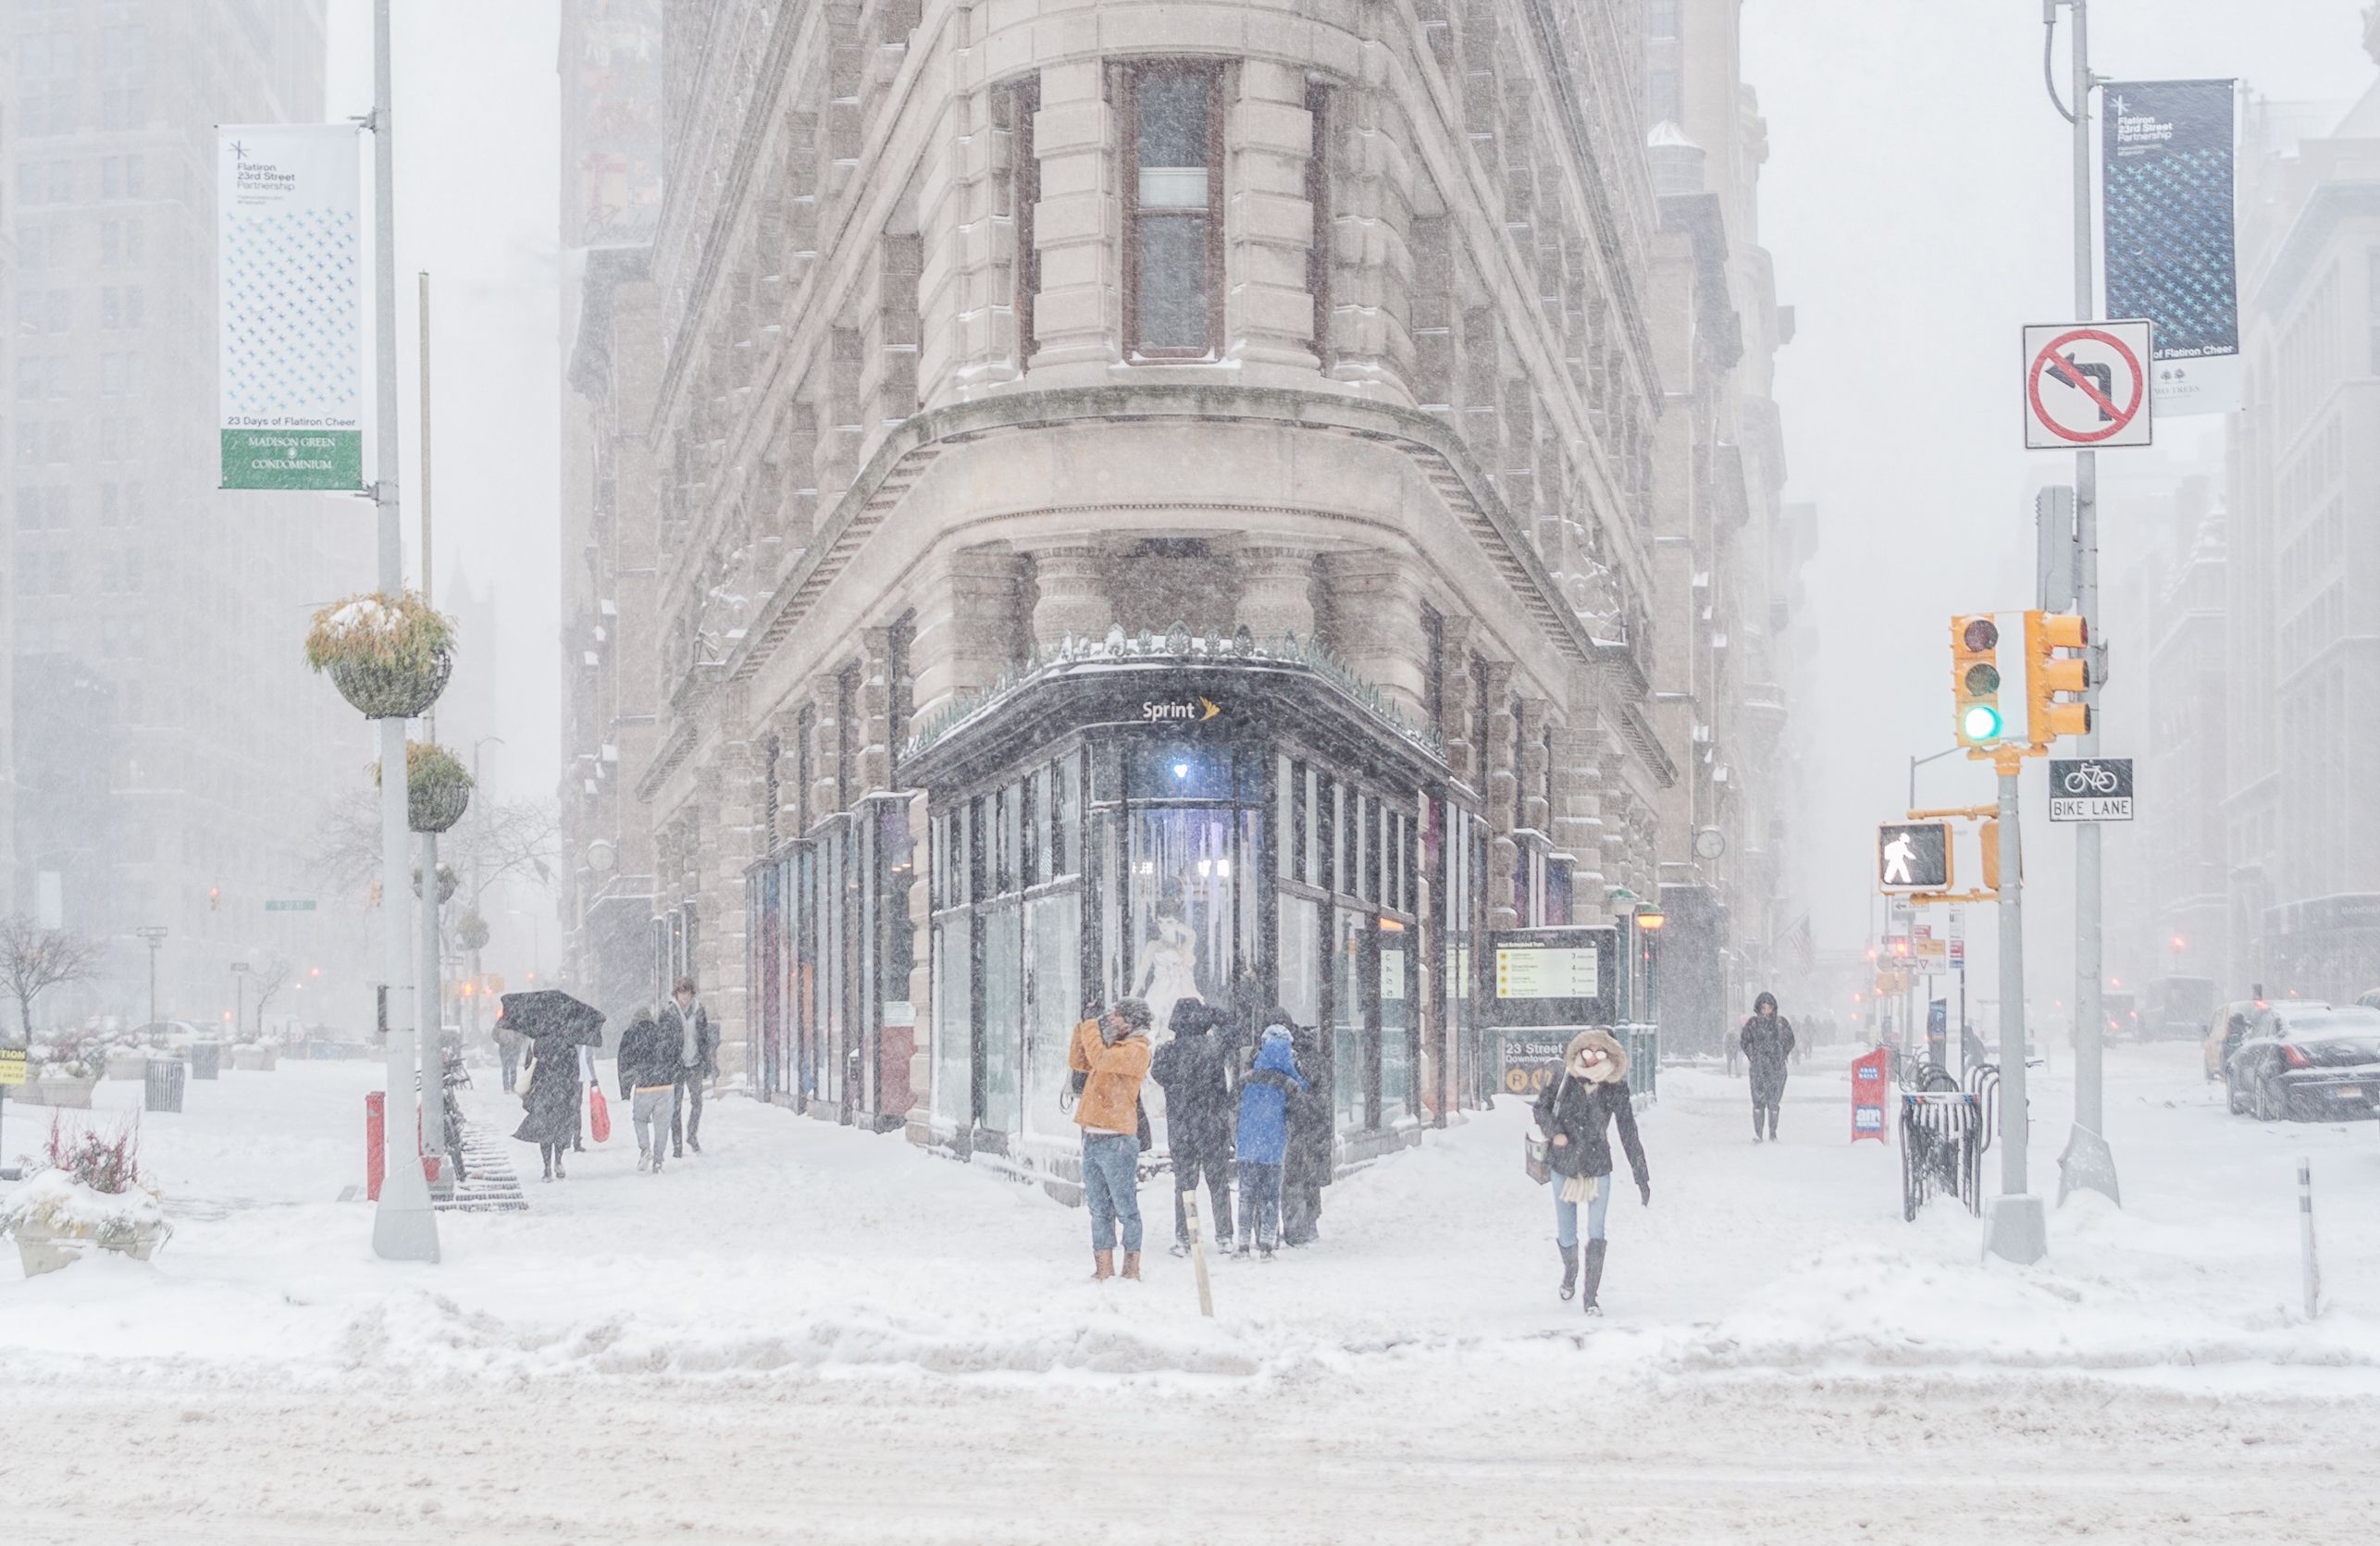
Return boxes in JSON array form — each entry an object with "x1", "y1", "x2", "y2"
[{"x1": 498, "y1": 990, "x2": 606, "y2": 1048}]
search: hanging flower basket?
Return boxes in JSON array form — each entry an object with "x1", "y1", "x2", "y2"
[
  {"x1": 305, "y1": 591, "x2": 456, "y2": 720},
  {"x1": 376, "y1": 741, "x2": 474, "y2": 834}
]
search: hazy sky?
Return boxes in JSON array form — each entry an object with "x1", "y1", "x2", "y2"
[
  {"x1": 323, "y1": 0, "x2": 563, "y2": 807},
  {"x1": 1746, "y1": 0, "x2": 2374, "y2": 993}
]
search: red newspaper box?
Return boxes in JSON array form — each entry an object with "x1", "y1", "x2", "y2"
[{"x1": 1851, "y1": 1046, "x2": 1890, "y2": 1144}]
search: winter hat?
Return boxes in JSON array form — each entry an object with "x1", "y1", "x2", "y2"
[
  {"x1": 1564, "y1": 1028, "x2": 1628, "y2": 1084},
  {"x1": 1168, "y1": 998, "x2": 1210, "y2": 1037},
  {"x1": 1263, "y1": 1006, "x2": 1298, "y2": 1032},
  {"x1": 1754, "y1": 992, "x2": 1778, "y2": 1015}
]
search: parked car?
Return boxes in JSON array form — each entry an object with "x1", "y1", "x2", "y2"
[
  {"x1": 2222, "y1": 1001, "x2": 2380, "y2": 1122},
  {"x1": 2203, "y1": 999, "x2": 2265, "y2": 1082}
]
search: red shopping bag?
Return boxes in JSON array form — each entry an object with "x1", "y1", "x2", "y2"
[{"x1": 588, "y1": 1086, "x2": 613, "y2": 1144}]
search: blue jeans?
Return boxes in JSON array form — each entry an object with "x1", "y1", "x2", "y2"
[
  {"x1": 1554, "y1": 1178, "x2": 1613, "y2": 1248},
  {"x1": 1082, "y1": 1133, "x2": 1142, "y2": 1253},
  {"x1": 1236, "y1": 1159, "x2": 1283, "y2": 1249}
]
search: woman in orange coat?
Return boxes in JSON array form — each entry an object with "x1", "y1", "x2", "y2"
[{"x1": 1070, "y1": 997, "x2": 1154, "y2": 1280}]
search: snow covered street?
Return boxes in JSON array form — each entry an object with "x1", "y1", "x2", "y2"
[{"x1": 3, "y1": 1042, "x2": 2376, "y2": 1543}]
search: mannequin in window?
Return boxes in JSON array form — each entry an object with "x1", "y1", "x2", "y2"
[{"x1": 1134, "y1": 899, "x2": 1205, "y2": 1045}]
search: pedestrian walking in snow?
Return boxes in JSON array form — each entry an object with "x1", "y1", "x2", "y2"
[
  {"x1": 1739, "y1": 992, "x2": 1796, "y2": 1142},
  {"x1": 513, "y1": 1031, "x2": 582, "y2": 1181},
  {"x1": 1069, "y1": 997, "x2": 1154, "y2": 1281},
  {"x1": 615, "y1": 1007, "x2": 677, "y2": 1174},
  {"x1": 661, "y1": 976, "x2": 716, "y2": 1156},
  {"x1": 1150, "y1": 999, "x2": 1234, "y2": 1257},
  {"x1": 1233, "y1": 1013, "x2": 1308, "y2": 1257},
  {"x1": 494, "y1": 1017, "x2": 523, "y2": 1093},
  {"x1": 1532, "y1": 1028, "x2": 1650, "y2": 1315},
  {"x1": 1282, "y1": 1018, "x2": 1331, "y2": 1245}
]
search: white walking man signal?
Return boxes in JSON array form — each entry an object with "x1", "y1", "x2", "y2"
[{"x1": 1883, "y1": 830, "x2": 1916, "y2": 886}]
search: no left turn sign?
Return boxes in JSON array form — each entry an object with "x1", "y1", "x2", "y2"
[{"x1": 2024, "y1": 319, "x2": 2153, "y2": 450}]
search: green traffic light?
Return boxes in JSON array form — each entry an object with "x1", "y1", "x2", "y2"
[{"x1": 1962, "y1": 703, "x2": 2002, "y2": 743}]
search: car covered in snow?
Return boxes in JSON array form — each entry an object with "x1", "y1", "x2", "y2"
[{"x1": 2221, "y1": 1001, "x2": 2380, "y2": 1122}]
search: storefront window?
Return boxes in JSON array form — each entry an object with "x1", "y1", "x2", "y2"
[
  {"x1": 983, "y1": 904, "x2": 1024, "y2": 1135},
  {"x1": 1023, "y1": 888, "x2": 1083, "y2": 1139},
  {"x1": 933, "y1": 914, "x2": 971, "y2": 1130},
  {"x1": 1381, "y1": 917, "x2": 1413, "y2": 1124},
  {"x1": 1129, "y1": 808, "x2": 1241, "y2": 1033},
  {"x1": 1278, "y1": 894, "x2": 1320, "y2": 1028},
  {"x1": 1055, "y1": 752, "x2": 1082, "y2": 876},
  {"x1": 1333, "y1": 904, "x2": 1370, "y2": 1130}
]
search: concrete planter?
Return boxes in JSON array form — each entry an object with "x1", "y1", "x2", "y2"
[
  {"x1": 105, "y1": 1051, "x2": 151, "y2": 1081},
  {"x1": 22, "y1": 1074, "x2": 98, "y2": 1108},
  {"x1": 11, "y1": 1215, "x2": 170, "y2": 1277},
  {"x1": 230, "y1": 1045, "x2": 279, "y2": 1072}
]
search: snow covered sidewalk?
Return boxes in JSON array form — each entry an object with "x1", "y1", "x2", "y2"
[{"x1": 1, "y1": 1043, "x2": 2375, "y2": 1542}]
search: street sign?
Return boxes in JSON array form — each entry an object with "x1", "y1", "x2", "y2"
[
  {"x1": 2025, "y1": 320, "x2": 2153, "y2": 449},
  {"x1": 264, "y1": 899, "x2": 317, "y2": 912},
  {"x1": 1948, "y1": 907, "x2": 1966, "y2": 970},
  {"x1": 1878, "y1": 822, "x2": 1952, "y2": 893},
  {"x1": 2048, "y1": 758, "x2": 2135, "y2": 822}
]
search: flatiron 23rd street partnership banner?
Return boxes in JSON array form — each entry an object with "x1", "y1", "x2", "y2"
[
  {"x1": 217, "y1": 126, "x2": 363, "y2": 489},
  {"x1": 2101, "y1": 80, "x2": 2238, "y2": 417}
]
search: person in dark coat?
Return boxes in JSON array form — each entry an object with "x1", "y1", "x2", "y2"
[
  {"x1": 660, "y1": 976, "x2": 717, "y2": 1156},
  {"x1": 614, "y1": 1008, "x2": 677, "y2": 1173},
  {"x1": 1532, "y1": 1028, "x2": 1650, "y2": 1315},
  {"x1": 512, "y1": 1033, "x2": 582, "y2": 1181},
  {"x1": 1280, "y1": 1012, "x2": 1332, "y2": 1246},
  {"x1": 1150, "y1": 1000, "x2": 1234, "y2": 1256},
  {"x1": 1739, "y1": 991, "x2": 1796, "y2": 1142}
]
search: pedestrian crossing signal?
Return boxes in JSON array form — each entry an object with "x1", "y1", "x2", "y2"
[
  {"x1": 1951, "y1": 615, "x2": 2003, "y2": 748},
  {"x1": 1878, "y1": 822, "x2": 1952, "y2": 893}
]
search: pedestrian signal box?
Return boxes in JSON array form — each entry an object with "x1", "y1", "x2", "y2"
[{"x1": 1877, "y1": 822, "x2": 1951, "y2": 894}]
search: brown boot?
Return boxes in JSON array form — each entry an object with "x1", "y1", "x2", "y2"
[
  {"x1": 1092, "y1": 1250, "x2": 1114, "y2": 1281},
  {"x1": 1122, "y1": 1250, "x2": 1142, "y2": 1281}
]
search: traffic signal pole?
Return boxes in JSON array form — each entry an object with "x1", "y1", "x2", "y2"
[
  {"x1": 1988, "y1": 747, "x2": 2047, "y2": 1263},
  {"x1": 2052, "y1": 0, "x2": 2118, "y2": 1206}
]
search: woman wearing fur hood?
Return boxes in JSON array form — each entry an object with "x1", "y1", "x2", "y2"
[{"x1": 1531, "y1": 1028, "x2": 1650, "y2": 1315}]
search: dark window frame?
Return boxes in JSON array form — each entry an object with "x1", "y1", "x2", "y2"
[
  {"x1": 1007, "y1": 76, "x2": 1042, "y2": 364},
  {"x1": 1306, "y1": 78, "x2": 1332, "y2": 368},
  {"x1": 1119, "y1": 58, "x2": 1226, "y2": 361}
]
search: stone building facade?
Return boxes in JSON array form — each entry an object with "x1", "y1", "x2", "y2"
[{"x1": 562, "y1": 0, "x2": 1804, "y2": 1181}]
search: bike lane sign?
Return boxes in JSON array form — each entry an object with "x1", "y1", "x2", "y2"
[{"x1": 2049, "y1": 758, "x2": 2134, "y2": 822}]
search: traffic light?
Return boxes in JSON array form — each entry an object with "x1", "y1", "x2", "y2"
[
  {"x1": 1981, "y1": 817, "x2": 2000, "y2": 893},
  {"x1": 1951, "y1": 614, "x2": 2004, "y2": 747},
  {"x1": 2025, "y1": 610, "x2": 2090, "y2": 744},
  {"x1": 208, "y1": 886, "x2": 221, "y2": 911}
]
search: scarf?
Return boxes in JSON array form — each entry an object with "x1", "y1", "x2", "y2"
[{"x1": 679, "y1": 1001, "x2": 701, "y2": 1067}]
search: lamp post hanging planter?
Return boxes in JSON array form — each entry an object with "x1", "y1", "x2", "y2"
[
  {"x1": 305, "y1": 590, "x2": 455, "y2": 721},
  {"x1": 374, "y1": 741, "x2": 476, "y2": 835}
]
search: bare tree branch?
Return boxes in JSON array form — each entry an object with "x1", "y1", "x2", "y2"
[
  {"x1": 251, "y1": 957, "x2": 294, "y2": 1032},
  {"x1": 311, "y1": 792, "x2": 559, "y2": 909},
  {"x1": 0, "y1": 915, "x2": 103, "y2": 1041}
]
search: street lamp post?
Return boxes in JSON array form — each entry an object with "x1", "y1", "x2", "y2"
[{"x1": 137, "y1": 926, "x2": 167, "y2": 1029}]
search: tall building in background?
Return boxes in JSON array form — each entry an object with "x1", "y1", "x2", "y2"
[
  {"x1": 2225, "y1": 35, "x2": 2380, "y2": 1001},
  {"x1": 556, "y1": 0, "x2": 665, "y2": 1031},
  {"x1": 1642, "y1": 0, "x2": 1809, "y2": 1048},
  {"x1": 562, "y1": 0, "x2": 1810, "y2": 1193},
  {"x1": 1, "y1": 0, "x2": 372, "y2": 1029}
]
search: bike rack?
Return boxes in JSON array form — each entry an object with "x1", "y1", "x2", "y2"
[
  {"x1": 1965, "y1": 1062, "x2": 2001, "y2": 1154},
  {"x1": 1900, "y1": 1090, "x2": 1984, "y2": 1221}
]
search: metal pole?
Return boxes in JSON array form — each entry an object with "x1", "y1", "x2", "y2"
[
  {"x1": 369, "y1": 0, "x2": 438, "y2": 1263},
  {"x1": 2299, "y1": 1156, "x2": 2321, "y2": 1318},
  {"x1": 2061, "y1": 0, "x2": 2117, "y2": 1206},
  {"x1": 415, "y1": 269, "x2": 446, "y2": 1189},
  {"x1": 1986, "y1": 756, "x2": 2046, "y2": 1263}
]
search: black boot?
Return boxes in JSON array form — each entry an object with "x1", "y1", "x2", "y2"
[
  {"x1": 1767, "y1": 1107, "x2": 1779, "y2": 1141},
  {"x1": 1753, "y1": 1107, "x2": 1766, "y2": 1143},
  {"x1": 1581, "y1": 1240, "x2": 1608, "y2": 1316},
  {"x1": 1557, "y1": 1241, "x2": 1579, "y2": 1302}
]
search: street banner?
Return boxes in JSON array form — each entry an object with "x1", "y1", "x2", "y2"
[
  {"x1": 217, "y1": 126, "x2": 363, "y2": 489},
  {"x1": 2102, "y1": 80, "x2": 2238, "y2": 416}
]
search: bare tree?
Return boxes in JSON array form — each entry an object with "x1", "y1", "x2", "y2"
[
  {"x1": 0, "y1": 915, "x2": 102, "y2": 1041},
  {"x1": 251, "y1": 957, "x2": 294, "y2": 1034},
  {"x1": 313, "y1": 791, "x2": 558, "y2": 910}
]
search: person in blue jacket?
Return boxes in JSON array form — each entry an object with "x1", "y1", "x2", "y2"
[{"x1": 1233, "y1": 1011, "x2": 1308, "y2": 1258}]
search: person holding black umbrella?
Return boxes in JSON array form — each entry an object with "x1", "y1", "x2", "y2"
[{"x1": 503, "y1": 991, "x2": 606, "y2": 1181}]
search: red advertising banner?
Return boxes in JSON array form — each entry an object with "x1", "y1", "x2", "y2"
[{"x1": 1851, "y1": 1047, "x2": 1890, "y2": 1144}]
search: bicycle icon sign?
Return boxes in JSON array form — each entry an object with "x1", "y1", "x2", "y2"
[{"x1": 2048, "y1": 758, "x2": 2134, "y2": 822}]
